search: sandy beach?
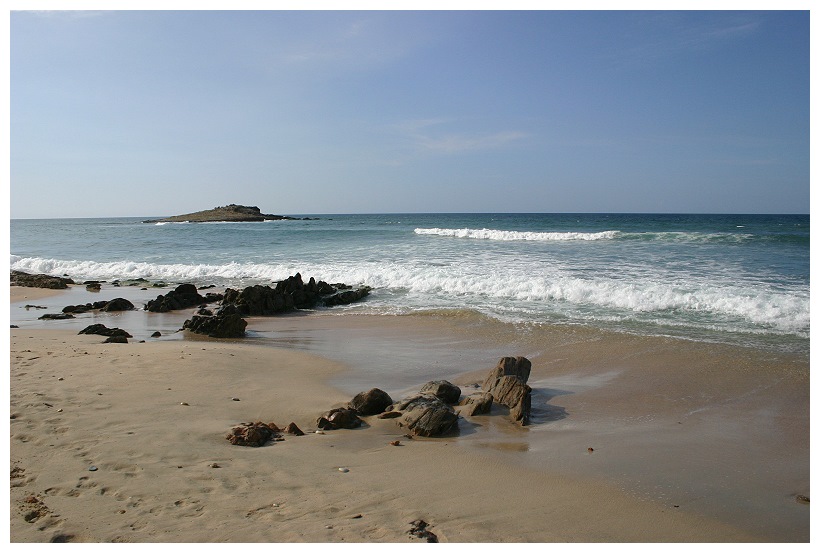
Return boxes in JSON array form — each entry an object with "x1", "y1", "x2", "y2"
[{"x1": 8, "y1": 285, "x2": 810, "y2": 543}]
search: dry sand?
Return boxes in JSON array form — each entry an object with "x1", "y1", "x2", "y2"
[{"x1": 7, "y1": 286, "x2": 810, "y2": 543}]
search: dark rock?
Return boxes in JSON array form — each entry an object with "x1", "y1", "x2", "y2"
[
  {"x1": 221, "y1": 273, "x2": 369, "y2": 316},
  {"x1": 458, "y1": 392, "x2": 494, "y2": 416},
  {"x1": 408, "y1": 520, "x2": 438, "y2": 543},
  {"x1": 100, "y1": 298, "x2": 135, "y2": 312},
  {"x1": 151, "y1": 331, "x2": 162, "y2": 337},
  {"x1": 317, "y1": 408, "x2": 363, "y2": 430},
  {"x1": 78, "y1": 324, "x2": 133, "y2": 338},
  {"x1": 11, "y1": 270, "x2": 74, "y2": 289},
  {"x1": 419, "y1": 380, "x2": 461, "y2": 404},
  {"x1": 145, "y1": 283, "x2": 219, "y2": 313},
  {"x1": 284, "y1": 422, "x2": 305, "y2": 436},
  {"x1": 86, "y1": 283, "x2": 101, "y2": 291},
  {"x1": 38, "y1": 313, "x2": 75, "y2": 320},
  {"x1": 182, "y1": 312, "x2": 247, "y2": 338},
  {"x1": 377, "y1": 411, "x2": 402, "y2": 419},
  {"x1": 226, "y1": 422, "x2": 280, "y2": 447},
  {"x1": 482, "y1": 356, "x2": 532, "y2": 387},
  {"x1": 103, "y1": 336, "x2": 128, "y2": 344},
  {"x1": 388, "y1": 395, "x2": 458, "y2": 437},
  {"x1": 349, "y1": 388, "x2": 393, "y2": 416},
  {"x1": 23, "y1": 305, "x2": 47, "y2": 310}
]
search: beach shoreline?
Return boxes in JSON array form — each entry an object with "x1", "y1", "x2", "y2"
[{"x1": 8, "y1": 284, "x2": 810, "y2": 542}]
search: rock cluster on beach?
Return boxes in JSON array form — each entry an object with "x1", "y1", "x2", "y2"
[
  {"x1": 182, "y1": 273, "x2": 371, "y2": 338},
  {"x1": 227, "y1": 356, "x2": 535, "y2": 448},
  {"x1": 221, "y1": 273, "x2": 371, "y2": 315}
]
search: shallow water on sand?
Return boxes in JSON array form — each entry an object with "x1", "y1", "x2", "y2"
[{"x1": 10, "y1": 285, "x2": 810, "y2": 541}]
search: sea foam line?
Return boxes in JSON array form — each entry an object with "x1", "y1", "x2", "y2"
[{"x1": 414, "y1": 228, "x2": 620, "y2": 241}]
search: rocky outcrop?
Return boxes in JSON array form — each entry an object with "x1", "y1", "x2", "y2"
[
  {"x1": 63, "y1": 298, "x2": 135, "y2": 314},
  {"x1": 348, "y1": 388, "x2": 393, "y2": 416},
  {"x1": 221, "y1": 273, "x2": 370, "y2": 315},
  {"x1": 144, "y1": 283, "x2": 223, "y2": 313},
  {"x1": 386, "y1": 394, "x2": 459, "y2": 437},
  {"x1": 38, "y1": 313, "x2": 74, "y2": 320},
  {"x1": 11, "y1": 270, "x2": 74, "y2": 289},
  {"x1": 419, "y1": 380, "x2": 461, "y2": 404},
  {"x1": 144, "y1": 204, "x2": 303, "y2": 223},
  {"x1": 482, "y1": 357, "x2": 532, "y2": 425},
  {"x1": 182, "y1": 306, "x2": 247, "y2": 338}
]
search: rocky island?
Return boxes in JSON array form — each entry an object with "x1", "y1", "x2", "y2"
[{"x1": 143, "y1": 204, "x2": 308, "y2": 223}]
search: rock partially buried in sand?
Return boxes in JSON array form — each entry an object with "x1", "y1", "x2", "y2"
[
  {"x1": 317, "y1": 408, "x2": 363, "y2": 430},
  {"x1": 408, "y1": 519, "x2": 438, "y2": 543},
  {"x1": 284, "y1": 422, "x2": 305, "y2": 436},
  {"x1": 387, "y1": 395, "x2": 458, "y2": 437},
  {"x1": 226, "y1": 422, "x2": 281, "y2": 447}
]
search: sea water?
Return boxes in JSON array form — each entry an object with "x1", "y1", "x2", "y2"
[{"x1": 10, "y1": 213, "x2": 809, "y2": 356}]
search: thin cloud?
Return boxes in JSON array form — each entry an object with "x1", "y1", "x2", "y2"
[
  {"x1": 418, "y1": 131, "x2": 528, "y2": 154},
  {"x1": 394, "y1": 118, "x2": 528, "y2": 154},
  {"x1": 603, "y1": 14, "x2": 761, "y2": 69}
]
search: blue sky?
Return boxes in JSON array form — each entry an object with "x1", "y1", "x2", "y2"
[{"x1": 9, "y1": 8, "x2": 810, "y2": 217}]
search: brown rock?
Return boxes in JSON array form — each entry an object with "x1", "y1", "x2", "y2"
[
  {"x1": 458, "y1": 392, "x2": 493, "y2": 416},
  {"x1": 284, "y1": 422, "x2": 305, "y2": 436},
  {"x1": 419, "y1": 380, "x2": 461, "y2": 404},
  {"x1": 226, "y1": 422, "x2": 280, "y2": 447},
  {"x1": 482, "y1": 356, "x2": 532, "y2": 389}
]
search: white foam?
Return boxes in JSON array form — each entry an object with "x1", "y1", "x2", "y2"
[
  {"x1": 10, "y1": 255, "x2": 809, "y2": 337},
  {"x1": 414, "y1": 228, "x2": 620, "y2": 241}
]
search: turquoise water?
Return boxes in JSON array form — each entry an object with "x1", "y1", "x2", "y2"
[{"x1": 10, "y1": 213, "x2": 809, "y2": 355}]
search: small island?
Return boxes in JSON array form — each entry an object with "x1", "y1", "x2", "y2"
[{"x1": 143, "y1": 204, "x2": 309, "y2": 223}]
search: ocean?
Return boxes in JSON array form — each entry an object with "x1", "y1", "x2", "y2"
[{"x1": 10, "y1": 213, "x2": 809, "y2": 357}]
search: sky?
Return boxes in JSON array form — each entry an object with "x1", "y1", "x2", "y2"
[{"x1": 7, "y1": 6, "x2": 812, "y2": 217}]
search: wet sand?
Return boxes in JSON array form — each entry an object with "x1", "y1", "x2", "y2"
[{"x1": 8, "y1": 285, "x2": 810, "y2": 542}]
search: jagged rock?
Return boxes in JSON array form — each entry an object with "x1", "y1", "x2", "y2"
[
  {"x1": 419, "y1": 380, "x2": 461, "y2": 404},
  {"x1": 348, "y1": 388, "x2": 393, "y2": 416},
  {"x1": 226, "y1": 422, "x2": 281, "y2": 447},
  {"x1": 221, "y1": 273, "x2": 370, "y2": 316},
  {"x1": 145, "y1": 283, "x2": 220, "y2": 313},
  {"x1": 103, "y1": 336, "x2": 128, "y2": 344},
  {"x1": 284, "y1": 422, "x2": 305, "y2": 436},
  {"x1": 78, "y1": 324, "x2": 133, "y2": 338},
  {"x1": 458, "y1": 392, "x2": 494, "y2": 416},
  {"x1": 182, "y1": 312, "x2": 247, "y2": 338},
  {"x1": 484, "y1": 375, "x2": 532, "y2": 426},
  {"x1": 38, "y1": 313, "x2": 75, "y2": 320},
  {"x1": 482, "y1": 356, "x2": 532, "y2": 388},
  {"x1": 387, "y1": 395, "x2": 458, "y2": 437},
  {"x1": 11, "y1": 270, "x2": 74, "y2": 289},
  {"x1": 317, "y1": 408, "x2": 363, "y2": 430}
]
